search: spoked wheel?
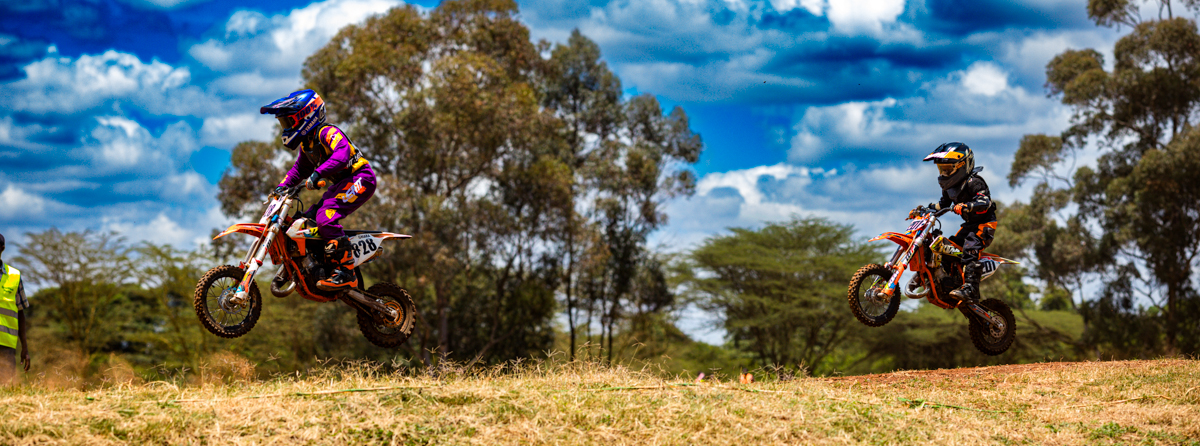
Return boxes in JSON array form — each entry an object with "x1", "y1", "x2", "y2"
[
  {"x1": 848, "y1": 264, "x2": 900, "y2": 327},
  {"x1": 194, "y1": 265, "x2": 263, "y2": 338},
  {"x1": 963, "y1": 298, "x2": 1016, "y2": 355},
  {"x1": 356, "y1": 282, "x2": 416, "y2": 348}
]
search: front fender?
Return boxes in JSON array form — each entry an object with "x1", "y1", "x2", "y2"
[
  {"x1": 214, "y1": 223, "x2": 266, "y2": 240},
  {"x1": 868, "y1": 232, "x2": 914, "y2": 249}
]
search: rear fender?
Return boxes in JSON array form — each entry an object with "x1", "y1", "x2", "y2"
[
  {"x1": 978, "y1": 253, "x2": 1020, "y2": 282},
  {"x1": 214, "y1": 223, "x2": 266, "y2": 240},
  {"x1": 980, "y1": 253, "x2": 1020, "y2": 264},
  {"x1": 349, "y1": 232, "x2": 412, "y2": 268}
]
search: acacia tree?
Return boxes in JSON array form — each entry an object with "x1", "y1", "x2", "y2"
[
  {"x1": 15, "y1": 229, "x2": 135, "y2": 357},
  {"x1": 688, "y1": 218, "x2": 878, "y2": 374},
  {"x1": 1010, "y1": 0, "x2": 1200, "y2": 354}
]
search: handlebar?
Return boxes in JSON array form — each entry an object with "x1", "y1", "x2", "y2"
[{"x1": 269, "y1": 178, "x2": 329, "y2": 200}]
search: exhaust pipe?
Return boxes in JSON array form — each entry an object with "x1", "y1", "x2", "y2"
[{"x1": 270, "y1": 268, "x2": 296, "y2": 297}]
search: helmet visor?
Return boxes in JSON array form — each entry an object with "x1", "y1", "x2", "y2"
[
  {"x1": 277, "y1": 115, "x2": 299, "y2": 130},
  {"x1": 937, "y1": 162, "x2": 959, "y2": 176}
]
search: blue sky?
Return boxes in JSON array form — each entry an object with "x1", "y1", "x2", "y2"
[{"x1": 0, "y1": 0, "x2": 1119, "y2": 257}]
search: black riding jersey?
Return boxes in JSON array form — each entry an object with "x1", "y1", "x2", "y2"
[{"x1": 938, "y1": 173, "x2": 997, "y2": 223}]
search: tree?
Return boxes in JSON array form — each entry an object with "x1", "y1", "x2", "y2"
[
  {"x1": 688, "y1": 218, "x2": 878, "y2": 375},
  {"x1": 216, "y1": 1, "x2": 702, "y2": 365},
  {"x1": 540, "y1": 29, "x2": 623, "y2": 360},
  {"x1": 15, "y1": 229, "x2": 134, "y2": 357},
  {"x1": 1010, "y1": 0, "x2": 1200, "y2": 354}
]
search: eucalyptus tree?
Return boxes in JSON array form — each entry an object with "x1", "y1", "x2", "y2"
[{"x1": 1011, "y1": 0, "x2": 1200, "y2": 354}]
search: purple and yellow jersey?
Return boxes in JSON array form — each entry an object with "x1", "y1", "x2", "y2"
[{"x1": 279, "y1": 124, "x2": 371, "y2": 188}]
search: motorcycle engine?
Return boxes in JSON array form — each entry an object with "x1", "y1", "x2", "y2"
[{"x1": 301, "y1": 253, "x2": 326, "y2": 280}]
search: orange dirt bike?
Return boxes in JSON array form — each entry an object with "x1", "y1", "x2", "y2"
[
  {"x1": 847, "y1": 206, "x2": 1019, "y2": 355},
  {"x1": 194, "y1": 182, "x2": 416, "y2": 348}
]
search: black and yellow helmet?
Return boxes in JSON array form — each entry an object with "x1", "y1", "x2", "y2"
[{"x1": 923, "y1": 142, "x2": 974, "y2": 190}]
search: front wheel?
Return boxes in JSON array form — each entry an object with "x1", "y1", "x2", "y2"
[
  {"x1": 964, "y1": 298, "x2": 1016, "y2": 355},
  {"x1": 194, "y1": 265, "x2": 263, "y2": 338},
  {"x1": 847, "y1": 264, "x2": 900, "y2": 327},
  {"x1": 356, "y1": 282, "x2": 417, "y2": 348}
]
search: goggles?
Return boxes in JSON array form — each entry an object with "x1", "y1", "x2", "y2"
[
  {"x1": 937, "y1": 162, "x2": 961, "y2": 176},
  {"x1": 277, "y1": 114, "x2": 300, "y2": 130}
]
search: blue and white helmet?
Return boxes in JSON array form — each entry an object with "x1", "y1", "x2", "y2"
[{"x1": 260, "y1": 89, "x2": 326, "y2": 150}]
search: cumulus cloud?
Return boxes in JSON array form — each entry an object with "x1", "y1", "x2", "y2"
[
  {"x1": 188, "y1": 0, "x2": 401, "y2": 75},
  {"x1": 7, "y1": 50, "x2": 206, "y2": 115},
  {"x1": 0, "y1": 185, "x2": 48, "y2": 219},
  {"x1": 200, "y1": 113, "x2": 277, "y2": 148},
  {"x1": 961, "y1": 62, "x2": 1009, "y2": 96}
]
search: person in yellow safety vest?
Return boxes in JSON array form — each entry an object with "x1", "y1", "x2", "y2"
[{"x1": 0, "y1": 233, "x2": 30, "y2": 384}]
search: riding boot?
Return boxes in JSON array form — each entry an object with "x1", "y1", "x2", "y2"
[
  {"x1": 317, "y1": 236, "x2": 359, "y2": 290},
  {"x1": 951, "y1": 260, "x2": 981, "y2": 303}
]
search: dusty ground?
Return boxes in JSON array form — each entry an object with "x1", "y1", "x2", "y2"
[{"x1": 0, "y1": 359, "x2": 1197, "y2": 445}]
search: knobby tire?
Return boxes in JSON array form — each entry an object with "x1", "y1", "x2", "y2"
[
  {"x1": 964, "y1": 298, "x2": 1016, "y2": 355},
  {"x1": 194, "y1": 265, "x2": 263, "y2": 338},
  {"x1": 356, "y1": 282, "x2": 416, "y2": 348},
  {"x1": 847, "y1": 264, "x2": 900, "y2": 327}
]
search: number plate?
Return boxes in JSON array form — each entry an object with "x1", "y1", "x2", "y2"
[
  {"x1": 349, "y1": 234, "x2": 381, "y2": 266},
  {"x1": 263, "y1": 198, "x2": 281, "y2": 218},
  {"x1": 906, "y1": 220, "x2": 924, "y2": 232}
]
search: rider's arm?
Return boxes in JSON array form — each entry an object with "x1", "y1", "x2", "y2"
[
  {"x1": 313, "y1": 126, "x2": 353, "y2": 178},
  {"x1": 929, "y1": 189, "x2": 953, "y2": 210},
  {"x1": 279, "y1": 152, "x2": 315, "y2": 188},
  {"x1": 958, "y1": 177, "x2": 993, "y2": 214}
]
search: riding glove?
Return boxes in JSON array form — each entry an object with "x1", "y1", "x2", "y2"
[{"x1": 305, "y1": 172, "x2": 323, "y2": 190}]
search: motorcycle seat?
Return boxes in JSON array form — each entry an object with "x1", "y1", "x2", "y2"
[{"x1": 345, "y1": 230, "x2": 383, "y2": 236}]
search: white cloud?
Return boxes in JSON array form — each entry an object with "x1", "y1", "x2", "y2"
[
  {"x1": 961, "y1": 62, "x2": 1009, "y2": 97},
  {"x1": 826, "y1": 0, "x2": 906, "y2": 35},
  {"x1": 200, "y1": 113, "x2": 277, "y2": 148},
  {"x1": 188, "y1": 0, "x2": 402, "y2": 75},
  {"x1": 8, "y1": 51, "x2": 206, "y2": 115},
  {"x1": 696, "y1": 163, "x2": 809, "y2": 205},
  {"x1": 86, "y1": 118, "x2": 199, "y2": 173},
  {"x1": 0, "y1": 185, "x2": 47, "y2": 219},
  {"x1": 789, "y1": 98, "x2": 898, "y2": 163}
]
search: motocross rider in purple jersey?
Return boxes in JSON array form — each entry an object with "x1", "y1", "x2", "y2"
[{"x1": 260, "y1": 90, "x2": 376, "y2": 291}]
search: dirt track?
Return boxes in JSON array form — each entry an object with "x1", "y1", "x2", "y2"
[{"x1": 820, "y1": 359, "x2": 1195, "y2": 385}]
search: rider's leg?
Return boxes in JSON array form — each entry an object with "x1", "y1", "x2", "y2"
[
  {"x1": 950, "y1": 221, "x2": 996, "y2": 302},
  {"x1": 314, "y1": 170, "x2": 377, "y2": 290}
]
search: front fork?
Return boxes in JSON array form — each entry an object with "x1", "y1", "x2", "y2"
[
  {"x1": 882, "y1": 234, "x2": 928, "y2": 297},
  {"x1": 231, "y1": 203, "x2": 290, "y2": 306}
]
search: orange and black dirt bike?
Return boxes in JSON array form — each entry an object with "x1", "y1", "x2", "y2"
[
  {"x1": 194, "y1": 181, "x2": 416, "y2": 348},
  {"x1": 847, "y1": 206, "x2": 1019, "y2": 355}
]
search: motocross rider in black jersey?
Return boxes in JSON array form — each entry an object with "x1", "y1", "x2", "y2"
[{"x1": 918, "y1": 142, "x2": 998, "y2": 303}]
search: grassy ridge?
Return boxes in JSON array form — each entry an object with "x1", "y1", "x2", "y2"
[{"x1": 1, "y1": 359, "x2": 1197, "y2": 445}]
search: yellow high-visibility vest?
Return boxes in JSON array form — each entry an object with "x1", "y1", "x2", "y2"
[{"x1": 0, "y1": 264, "x2": 21, "y2": 349}]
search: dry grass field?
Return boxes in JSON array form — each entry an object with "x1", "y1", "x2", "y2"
[{"x1": 0, "y1": 357, "x2": 1197, "y2": 445}]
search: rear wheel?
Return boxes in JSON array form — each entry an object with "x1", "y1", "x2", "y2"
[
  {"x1": 194, "y1": 265, "x2": 262, "y2": 338},
  {"x1": 356, "y1": 282, "x2": 417, "y2": 348},
  {"x1": 847, "y1": 264, "x2": 900, "y2": 327},
  {"x1": 964, "y1": 298, "x2": 1016, "y2": 355}
]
